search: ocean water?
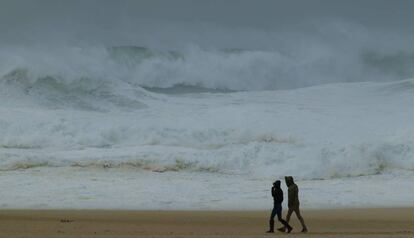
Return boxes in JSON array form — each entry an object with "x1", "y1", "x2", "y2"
[{"x1": 1, "y1": 46, "x2": 414, "y2": 209}]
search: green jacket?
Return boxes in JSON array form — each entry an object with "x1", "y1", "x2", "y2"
[{"x1": 285, "y1": 176, "x2": 300, "y2": 208}]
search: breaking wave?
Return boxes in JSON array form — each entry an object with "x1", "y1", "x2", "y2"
[
  {"x1": 1, "y1": 40, "x2": 414, "y2": 180},
  {"x1": 2, "y1": 44, "x2": 414, "y2": 100},
  {"x1": 1, "y1": 137, "x2": 414, "y2": 180}
]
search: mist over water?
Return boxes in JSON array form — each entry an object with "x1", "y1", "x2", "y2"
[
  {"x1": 2, "y1": 18, "x2": 414, "y2": 92},
  {"x1": 2, "y1": 0, "x2": 414, "y2": 92},
  {"x1": 1, "y1": 0, "x2": 414, "y2": 209},
  {"x1": 2, "y1": 29, "x2": 414, "y2": 92}
]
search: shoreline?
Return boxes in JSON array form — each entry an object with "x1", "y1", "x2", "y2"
[
  {"x1": 0, "y1": 208, "x2": 413, "y2": 237},
  {"x1": 1, "y1": 205, "x2": 413, "y2": 211}
]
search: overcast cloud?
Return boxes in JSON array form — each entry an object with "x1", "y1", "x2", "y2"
[{"x1": 1, "y1": 0, "x2": 413, "y2": 47}]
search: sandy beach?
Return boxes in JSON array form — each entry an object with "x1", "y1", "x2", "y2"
[{"x1": 0, "y1": 208, "x2": 413, "y2": 237}]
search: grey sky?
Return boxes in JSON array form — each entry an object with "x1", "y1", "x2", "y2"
[
  {"x1": 1, "y1": 0, "x2": 414, "y2": 47},
  {"x1": 2, "y1": 0, "x2": 414, "y2": 26}
]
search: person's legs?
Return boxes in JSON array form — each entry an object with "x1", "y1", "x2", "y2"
[
  {"x1": 293, "y1": 207, "x2": 308, "y2": 232},
  {"x1": 276, "y1": 204, "x2": 292, "y2": 232},
  {"x1": 267, "y1": 207, "x2": 277, "y2": 232},
  {"x1": 285, "y1": 207, "x2": 294, "y2": 223}
]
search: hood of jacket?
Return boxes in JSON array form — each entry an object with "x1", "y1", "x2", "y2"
[
  {"x1": 273, "y1": 180, "x2": 281, "y2": 188},
  {"x1": 285, "y1": 176, "x2": 294, "y2": 187}
]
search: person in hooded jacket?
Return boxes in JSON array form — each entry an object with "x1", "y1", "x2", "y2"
[
  {"x1": 284, "y1": 176, "x2": 308, "y2": 233},
  {"x1": 266, "y1": 180, "x2": 292, "y2": 233}
]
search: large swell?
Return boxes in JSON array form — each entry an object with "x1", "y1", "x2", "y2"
[
  {"x1": 1, "y1": 46, "x2": 414, "y2": 180},
  {"x1": 2, "y1": 42, "x2": 414, "y2": 95},
  {"x1": 2, "y1": 4, "x2": 414, "y2": 210},
  {"x1": 2, "y1": 23, "x2": 414, "y2": 180}
]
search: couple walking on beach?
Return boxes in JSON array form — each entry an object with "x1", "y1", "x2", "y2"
[{"x1": 267, "y1": 176, "x2": 308, "y2": 234}]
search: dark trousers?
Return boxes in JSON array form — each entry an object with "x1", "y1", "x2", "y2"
[
  {"x1": 269, "y1": 203, "x2": 290, "y2": 230},
  {"x1": 286, "y1": 206, "x2": 307, "y2": 230}
]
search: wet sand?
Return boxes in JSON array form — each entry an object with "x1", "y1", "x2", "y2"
[{"x1": 0, "y1": 208, "x2": 413, "y2": 237}]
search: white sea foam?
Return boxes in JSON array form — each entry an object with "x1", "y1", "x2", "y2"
[
  {"x1": 1, "y1": 76, "x2": 414, "y2": 181},
  {"x1": 2, "y1": 40, "x2": 414, "y2": 93},
  {"x1": 1, "y1": 43, "x2": 414, "y2": 208}
]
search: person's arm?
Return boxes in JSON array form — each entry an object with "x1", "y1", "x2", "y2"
[
  {"x1": 280, "y1": 189, "x2": 283, "y2": 202},
  {"x1": 271, "y1": 186, "x2": 276, "y2": 197},
  {"x1": 293, "y1": 186, "x2": 299, "y2": 205},
  {"x1": 288, "y1": 186, "x2": 294, "y2": 207}
]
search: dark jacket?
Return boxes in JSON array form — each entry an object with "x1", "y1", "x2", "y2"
[
  {"x1": 272, "y1": 182, "x2": 283, "y2": 204},
  {"x1": 285, "y1": 176, "x2": 300, "y2": 208}
]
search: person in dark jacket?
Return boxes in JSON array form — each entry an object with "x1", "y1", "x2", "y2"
[
  {"x1": 284, "y1": 176, "x2": 308, "y2": 233},
  {"x1": 266, "y1": 180, "x2": 292, "y2": 233}
]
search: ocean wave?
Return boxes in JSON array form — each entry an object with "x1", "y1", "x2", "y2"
[
  {"x1": 0, "y1": 79, "x2": 413, "y2": 181},
  {"x1": 1, "y1": 45, "x2": 414, "y2": 180},
  {"x1": 0, "y1": 156, "x2": 219, "y2": 173},
  {"x1": 2, "y1": 44, "x2": 414, "y2": 98},
  {"x1": 1, "y1": 138, "x2": 413, "y2": 180},
  {"x1": 1, "y1": 67, "x2": 148, "y2": 111}
]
